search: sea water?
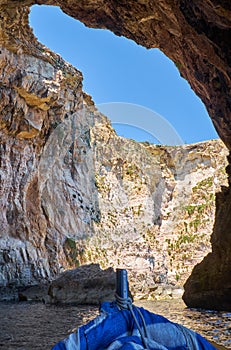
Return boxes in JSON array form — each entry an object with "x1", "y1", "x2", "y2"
[{"x1": 0, "y1": 299, "x2": 230, "y2": 350}]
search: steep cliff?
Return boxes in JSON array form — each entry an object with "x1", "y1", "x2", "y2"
[
  {"x1": 0, "y1": 44, "x2": 228, "y2": 300},
  {"x1": 0, "y1": 0, "x2": 231, "y2": 309},
  {"x1": 0, "y1": 46, "x2": 99, "y2": 298},
  {"x1": 86, "y1": 115, "x2": 228, "y2": 299}
]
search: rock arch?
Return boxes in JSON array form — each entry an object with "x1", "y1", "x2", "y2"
[{"x1": 0, "y1": 0, "x2": 230, "y2": 309}]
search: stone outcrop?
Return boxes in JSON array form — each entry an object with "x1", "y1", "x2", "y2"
[
  {"x1": 0, "y1": 0, "x2": 231, "y2": 309},
  {"x1": 47, "y1": 264, "x2": 116, "y2": 305}
]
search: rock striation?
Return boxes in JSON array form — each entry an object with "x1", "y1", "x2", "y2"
[{"x1": 0, "y1": 0, "x2": 231, "y2": 309}]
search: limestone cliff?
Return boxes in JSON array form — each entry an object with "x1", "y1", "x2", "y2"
[
  {"x1": 0, "y1": 0, "x2": 231, "y2": 309},
  {"x1": 0, "y1": 46, "x2": 95, "y2": 297},
  {"x1": 85, "y1": 115, "x2": 228, "y2": 299},
  {"x1": 0, "y1": 44, "x2": 228, "y2": 301}
]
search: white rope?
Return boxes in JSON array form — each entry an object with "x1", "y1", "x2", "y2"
[{"x1": 115, "y1": 293, "x2": 150, "y2": 349}]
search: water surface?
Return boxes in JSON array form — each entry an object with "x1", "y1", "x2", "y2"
[{"x1": 0, "y1": 299, "x2": 230, "y2": 349}]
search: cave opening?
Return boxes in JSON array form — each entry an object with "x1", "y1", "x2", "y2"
[
  {"x1": 0, "y1": 0, "x2": 230, "y2": 312},
  {"x1": 27, "y1": 3, "x2": 229, "y2": 304},
  {"x1": 29, "y1": 4, "x2": 218, "y2": 145}
]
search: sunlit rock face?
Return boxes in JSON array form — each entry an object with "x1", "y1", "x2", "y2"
[
  {"x1": 0, "y1": 46, "x2": 99, "y2": 298},
  {"x1": 0, "y1": 46, "x2": 228, "y2": 301},
  {"x1": 88, "y1": 126, "x2": 228, "y2": 301},
  {"x1": 0, "y1": 0, "x2": 231, "y2": 309}
]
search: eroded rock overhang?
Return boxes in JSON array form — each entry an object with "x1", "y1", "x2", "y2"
[
  {"x1": 1, "y1": 0, "x2": 231, "y2": 310},
  {"x1": 1, "y1": 0, "x2": 231, "y2": 148}
]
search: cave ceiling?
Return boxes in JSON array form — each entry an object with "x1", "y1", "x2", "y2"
[{"x1": 0, "y1": 0, "x2": 230, "y2": 148}]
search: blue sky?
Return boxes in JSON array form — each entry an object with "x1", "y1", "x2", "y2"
[{"x1": 30, "y1": 5, "x2": 218, "y2": 145}]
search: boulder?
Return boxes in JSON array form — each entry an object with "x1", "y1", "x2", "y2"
[{"x1": 47, "y1": 264, "x2": 116, "y2": 305}]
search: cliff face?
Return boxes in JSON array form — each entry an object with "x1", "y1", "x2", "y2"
[
  {"x1": 88, "y1": 119, "x2": 228, "y2": 299},
  {"x1": 0, "y1": 46, "x2": 99, "y2": 297},
  {"x1": 0, "y1": 0, "x2": 231, "y2": 308},
  {"x1": 0, "y1": 42, "x2": 228, "y2": 301}
]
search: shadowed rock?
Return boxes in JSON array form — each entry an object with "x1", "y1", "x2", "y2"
[
  {"x1": 47, "y1": 264, "x2": 116, "y2": 305},
  {"x1": 18, "y1": 283, "x2": 49, "y2": 301}
]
